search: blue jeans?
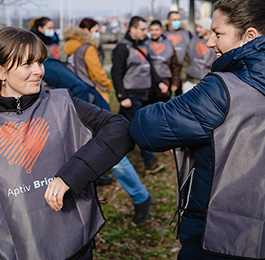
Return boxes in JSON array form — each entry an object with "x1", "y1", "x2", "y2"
[
  {"x1": 119, "y1": 97, "x2": 154, "y2": 164},
  {"x1": 111, "y1": 156, "x2": 149, "y2": 204}
]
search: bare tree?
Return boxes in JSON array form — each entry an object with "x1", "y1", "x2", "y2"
[{"x1": 0, "y1": 0, "x2": 39, "y2": 6}]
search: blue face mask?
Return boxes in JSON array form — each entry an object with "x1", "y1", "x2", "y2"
[
  {"x1": 93, "y1": 32, "x2": 100, "y2": 39},
  {"x1": 171, "y1": 21, "x2": 182, "y2": 30},
  {"x1": 147, "y1": 32, "x2": 152, "y2": 39},
  {"x1": 44, "y1": 30, "x2": 55, "y2": 38}
]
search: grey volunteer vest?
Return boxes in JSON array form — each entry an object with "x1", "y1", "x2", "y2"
[
  {"x1": 146, "y1": 38, "x2": 174, "y2": 79},
  {"x1": 0, "y1": 89, "x2": 105, "y2": 260},
  {"x1": 164, "y1": 30, "x2": 190, "y2": 64},
  {"x1": 120, "y1": 38, "x2": 151, "y2": 90},
  {"x1": 67, "y1": 44, "x2": 107, "y2": 92},
  {"x1": 203, "y1": 72, "x2": 265, "y2": 259},
  {"x1": 186, "y1": 36, "x2": 215, "y2": 80}
]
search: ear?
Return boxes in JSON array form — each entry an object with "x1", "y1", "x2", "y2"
[{"x1": 245, "y1": 27, "x2": 260, "y2": 43}]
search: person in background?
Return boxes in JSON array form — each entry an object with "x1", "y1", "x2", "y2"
[
  {"x1": 182, "y1": 17, "x2": 216, "y2": 93},
  {"x1": 64, "y1": 17, "x2": 112, "y2": 103},
  {"x1": 164, "y1": 11, "x2": 192, "y2": 95},
  {"x1": 0, "y1": 26, "x2": 134, "y2": 259},
  {"x1": 130, "y1": 0, "x2": 265, "y2": 259},
  {"x1": 146, "y1": 19, "x2": 181, "y2": 103},
  {"x1": 30, "y1": 16, "x2": 60, "y2": 60},
  {"x1": 111, "y1": 16, "x2": 166, "y2": 175},
  {"x1": 64, "y1": 18, "x2": 153, "y2": 222}
]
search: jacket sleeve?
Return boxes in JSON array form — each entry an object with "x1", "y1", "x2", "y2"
[
  {"x1": 130, "y1": 74, "x2": 228, "y2": 152},
  {"x1": 56, "y1": 97, "x2": 135, "y2": 196},
  {"x1": 111, "y1": 43, "x2": 129, "y2": 102},
  {"x1": 85, "y1": 45, "x2": 113, "y2": 93}
]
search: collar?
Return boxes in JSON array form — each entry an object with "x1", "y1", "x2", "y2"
[{"x1": 0, "y1": 92, "x2": 40, "y2": 114}]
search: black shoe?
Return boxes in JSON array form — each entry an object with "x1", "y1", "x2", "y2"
[
  {"x1": 145, "y1": 160, "x2": 165, "y2": 175},
  {"x1": 96, "y1": 175, "x2": 115, "y2": 186},
  {"x1": 133, "y1": 194, "x2": 153, "y2": 224}
]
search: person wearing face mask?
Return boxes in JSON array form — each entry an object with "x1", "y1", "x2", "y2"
[
  {"x1": 63, "y1": 18, "x2": 154, "y2": 223},
  {"x1": 164, "y1": 11, "x2": 192, "y2": 95},
  {"x1": 64, "y1": 17, "x2": 112, "y2": 103},
  {"x1": 130, "y1": 0, "x2": 265, "y2": 259},
  {"x1": 30, "y1": 17, "x2": 60, "y2": 60},
  {"x1": 146, "y1": 19, "x2": 181, "y2": 103}
]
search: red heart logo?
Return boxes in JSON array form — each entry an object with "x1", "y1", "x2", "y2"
[
  {"x1": 196, "y1": 42, "x2": 210, "y2": 57},
  {"x1": 167, "y1": 34, "x2": 182, "y2": 46},
  {"x1": 0, "y1": 117, "x2": 50, "y2": 174},
  {"x1": 135, "y1": 48, "x2": 147, "y2": 62},
  {"x1": 150, "y1": 42, "x2": 165, "y2": 54}
]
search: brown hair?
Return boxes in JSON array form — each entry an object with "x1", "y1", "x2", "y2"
[
  {"x1": 79, "y1": 18, "x2": 98, "y2": 31},
  {"x1": 0, "y1": 27, "x2": 47, "y2": 87},
  {"x1": 214, "y1": 0, "x2": 265, "y2": 37},
  {"x1": 129, "y1": 16, "x2": 146, "y2": 29},
  {"x1": 167, "y1": 11, "x2": 180, "y2": 19},
  {"x1": 31, "y1": 17, "x2": 52, "y2": 31}
]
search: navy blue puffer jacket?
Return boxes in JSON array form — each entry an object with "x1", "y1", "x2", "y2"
[{"x1": 130, "y1": 35, "x2": 265, "y2": 244}]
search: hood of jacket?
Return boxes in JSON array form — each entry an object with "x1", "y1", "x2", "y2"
[
  {"x1": 64, "y1": 27, "x2": 99, "y2": 56},
  {"x1": 212, "y1": 35, "x2": 265, "y2": 94}
]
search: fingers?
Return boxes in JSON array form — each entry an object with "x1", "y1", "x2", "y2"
[
  {"x1": 120, "y1": 98, "x2": 132, "y2": 108},
  {"x1": 44, "y1": 177, "x2": 70, "y2": 212},
  {"x1": 171, "y1": 85, "x2": 178, "y2": 92}
]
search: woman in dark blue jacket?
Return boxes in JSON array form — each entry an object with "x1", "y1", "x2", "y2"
[{"x1": 130, "y1": 0, "x2": 265, "y2": 259}]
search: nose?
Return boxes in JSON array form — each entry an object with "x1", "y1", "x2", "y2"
[
  {"x1": 206, "y1": 32, "x2": 216, "y2": 49},
  {"x1": 32, "y1": 62, "x2": 44, "y2": 77}
]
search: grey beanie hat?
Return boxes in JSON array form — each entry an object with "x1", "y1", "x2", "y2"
[{"x1": 197, "y1": 17, "x2": 212, "y2": 31}]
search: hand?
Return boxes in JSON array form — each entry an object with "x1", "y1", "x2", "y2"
[
  {"x1": 120, "y1": 98, "x2": 132, "y2": 108},
  {"x1": 158, "y1": 82, "x2": 169, "y2": 94},
  {"x1": 44, "y1": 177, "x2": 70, "y2": 212},
  {"x1": 171, "y1": 85, "x2": 178, "y2": 92}
]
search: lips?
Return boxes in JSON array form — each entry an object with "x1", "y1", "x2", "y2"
[{"x1": 28, "y1": 79, "x2": 41, "y2": 84}]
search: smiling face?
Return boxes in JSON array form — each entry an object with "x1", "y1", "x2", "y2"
[
  {"x1": 149, "y1": 24, "x2": 163, "y2": 40},
  {"x1": 207, "y1": 10, "x2": 242, "y2": 58},
  {"x1": 0, "y1": 47, "x2": 44, "y2": 98},
  {"x1": 196, "y1": 25, "x2": 210, "y2": 40}
]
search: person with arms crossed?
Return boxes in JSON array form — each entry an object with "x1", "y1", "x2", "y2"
[
  {"x1": 164, "y1": 11, "x2": 192, "y2": 95},
  {"x1": 146, "y1": 19, "x2": 181, "y2": 103}
]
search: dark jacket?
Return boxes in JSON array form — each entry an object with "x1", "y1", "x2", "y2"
[
  {"x1": 31, "y1": 30, "x2": 61, "y2": 60},
  {"x1": 111, "y1": 32, "x2": 163, "y2": 102},
  {"x1": 130, "y1": 35, "x2": 265, "y2": 246},
  {"x1": 0, "y1": 90, "x2": 134, "y2": 259},
  {"x1": 43, "y1": 59, "x2": 110, "y2": 111}
]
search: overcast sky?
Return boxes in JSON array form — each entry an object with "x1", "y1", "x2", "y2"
[{"x1": 2, "y1": 0, "x2": 190, "y2": 20}]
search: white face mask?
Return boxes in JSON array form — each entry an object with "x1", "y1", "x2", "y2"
[
  {"x1": 45, "y1": 30, "x2": 55, "y2": 38},
  {"x1": 239, "y1": 31, "x2": 247, "y2": 47},
  {"x1": 93, "y1": 32, "x2": 100, "y2": 39}
]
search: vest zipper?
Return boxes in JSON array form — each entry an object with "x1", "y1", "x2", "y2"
[{"x1": 16, "y1": 98, "x2": 22, "y2": 115}]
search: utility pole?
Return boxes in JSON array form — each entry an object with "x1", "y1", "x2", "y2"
[
  {"x1": 189, "y1": 0, "x2": 195, "y2": 33},
  {"x1": 150, "y1": 0, "x2": 156, "y2": 20},
  {"x1": 171, "y1": 0, "x2": 179, "y2": 11},
  {"x1": 59, "y1": 0, "x2": 64, "y2": 40}
]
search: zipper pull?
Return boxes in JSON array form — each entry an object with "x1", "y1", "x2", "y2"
[{"x1": 16, "y1": 98, "x2": 22, "y2": 115}]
